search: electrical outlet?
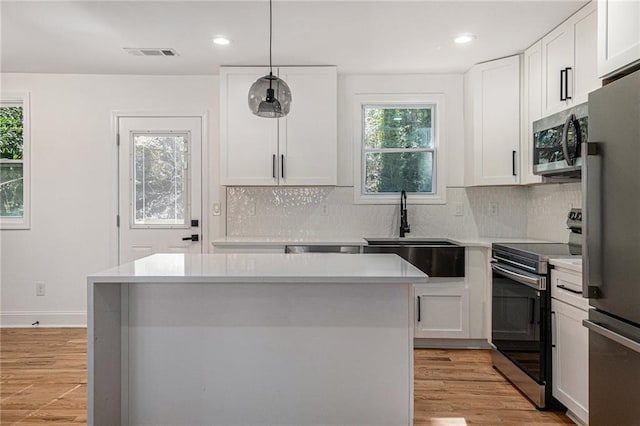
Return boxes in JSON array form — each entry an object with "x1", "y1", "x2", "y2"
[
  {"x1": 36, "y1": 282, "x2": 45, "y2": 296},
  {"x1": 321, "y1": 204, "x2": 329, "y2": 216},
  {"x1": 454, "y1": 203, "x2": 464, "y2": 216},
  {"x1": 489, "y1": 202, "x2": 499, "y2": 217},
  {"x1": 212, "y1": 203, "x2": 221, "y2": 216}
]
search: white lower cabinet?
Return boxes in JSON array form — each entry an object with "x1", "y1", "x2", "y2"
[
  {"x1": 551, "y1": 267, "x2": 589, "y2": 425},
  {"x1": 414, "y1": 280, "x2": 469, "y2": 339}
]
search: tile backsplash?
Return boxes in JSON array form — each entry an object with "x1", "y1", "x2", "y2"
[
  {"x1": 226, "y1": 183, "x2": 579, "y2": 241},
  {"x1": 526, "y1": 182, "x2": 582, "y2": 242}
]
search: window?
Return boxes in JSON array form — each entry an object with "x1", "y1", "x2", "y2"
[
  {"x1": 131, "y1": 132, "x2": 189, "y2": 227},
  {"x1": 354, "y1": 94, "x2": 445, "y2": 204},
  {"x1": 0, "y1": 93, "x2": 30, "y2": 229}
]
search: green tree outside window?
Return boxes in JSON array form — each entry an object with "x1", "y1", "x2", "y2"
[
  {"x1": 363, "y1": 106, "x2": 434, "y2": 194},
  {"x1": 0, "y1": 106, "x2": 24, "y2": 217}
]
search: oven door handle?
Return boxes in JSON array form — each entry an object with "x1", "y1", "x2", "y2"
[{"x1": 491, "y1": 263, "x2": 546, "y2": 291}]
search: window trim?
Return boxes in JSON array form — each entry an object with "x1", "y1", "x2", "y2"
[
  {"x1": 353, "y1": 93, "x2": 446, "y2": 205},
  {"x1": 1, "y1": 92, "x2": 30, "y2": 229}
]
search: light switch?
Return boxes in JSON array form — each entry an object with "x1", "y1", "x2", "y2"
[{"x1": 212, "y1": 203, "x2": 221, "y2": 216}]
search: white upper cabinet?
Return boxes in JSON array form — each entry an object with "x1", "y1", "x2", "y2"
[
  {"x1": 220, "y1": 66, "x2": 337, "y2": 186},
  {"x1": 597, "y1": 0, "x2": 640, "y2": 78},
  {"x1": 464, "y1": 55, "x2": 521, "y2": 186},
  {"x1": 521, "y1": 41, "x2": 544, "y2": 185},
  {"x1": 542, "y1": 2, "x2": 600, "y2": 116},
  {"x1": 278, "y1": 67, "x2": 337, "y2": 186}
]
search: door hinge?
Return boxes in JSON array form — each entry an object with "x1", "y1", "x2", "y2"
[{"x1": 116, "y1": 215, "x2": 120, "y2": 227}]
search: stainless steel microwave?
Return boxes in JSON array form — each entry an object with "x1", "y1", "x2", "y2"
[{"x1": 533, "y1": 102, "x2": 588, "y2": 178}]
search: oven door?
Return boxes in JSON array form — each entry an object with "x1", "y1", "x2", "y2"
[{"x1": 491, "y1": 262, "x2": 547, "y2": 383}]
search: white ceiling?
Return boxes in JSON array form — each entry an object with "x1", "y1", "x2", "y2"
[{"x1": 1, "y1": 0, "x2": 589, "y2": 75}]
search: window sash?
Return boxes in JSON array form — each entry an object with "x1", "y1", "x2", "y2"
[
  {"x1": 361, "y1": 105, "x2": 437, "y2": 196},
  {"x1": 0, "y1": 93, "x2": 29, "y2": 228}
]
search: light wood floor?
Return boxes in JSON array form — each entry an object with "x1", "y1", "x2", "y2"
[{"x1": 1, "y1": 328, "x2": 573, "y2": 425}]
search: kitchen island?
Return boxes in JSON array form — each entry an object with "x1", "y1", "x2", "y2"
[{"x1": 87, "y1": 253, "x2": 427, "y2": 426}]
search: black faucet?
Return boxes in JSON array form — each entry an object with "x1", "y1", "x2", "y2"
[{"x1": 400, "y1": 190, "x2": 410, "y2": 238}]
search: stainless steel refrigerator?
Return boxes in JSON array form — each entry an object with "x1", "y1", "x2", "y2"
[{"x1": 583, "y1": 68, "x2": 640, "y2": 425}]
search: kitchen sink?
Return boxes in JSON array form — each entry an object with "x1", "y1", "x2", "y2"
[{"x1": 363, "y1": 238, "x2": 464, "y2": 277}]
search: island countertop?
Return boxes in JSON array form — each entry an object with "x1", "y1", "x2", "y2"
[
  {"x1": 88, "y1": 252, "x2": 420, "y2": 425},
  {"x1": 88, "y1": 252, "x2": 429, "y2": 284}
]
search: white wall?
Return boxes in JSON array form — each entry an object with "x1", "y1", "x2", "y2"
[
  {"x1": 0, "y1": 73, "x2": 221, "y2": 327},
  {"x1": 0, "y1": 72, "x2": 581, "y2": 327}
]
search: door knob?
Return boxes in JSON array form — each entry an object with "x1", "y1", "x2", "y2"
[{"x1": 182, "y1": 234, "x2": 199, "y2": 242}]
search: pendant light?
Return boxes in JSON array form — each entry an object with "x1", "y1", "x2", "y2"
[{"x1": 247, "y1": 0, "x2": 292, "y2": 118}]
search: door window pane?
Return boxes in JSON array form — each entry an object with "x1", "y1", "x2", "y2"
[{"x1": 133, "y1": 134, "x2": 187, "y2": 226}]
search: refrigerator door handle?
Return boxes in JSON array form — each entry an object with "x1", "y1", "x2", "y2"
[
  {"x1": 583, "y1": 141, "x2": 602, "y2": 298},
  {"x1": 584, "y1": 320, "x2": 640, "y2": 354}
]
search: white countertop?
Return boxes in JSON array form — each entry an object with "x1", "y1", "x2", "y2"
[
  {"x1": 550, "y1": 257, "x2": 583, "y2": 273},
  {"x1": 212, "y1": 236, "x2": 555, "y2": 249},
  {"x1": 88, "y1": 253, "x2": 429, "y2": 284}
]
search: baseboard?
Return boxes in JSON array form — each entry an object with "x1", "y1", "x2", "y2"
[
  {"x1": 413, "y1": 338, "x2": 491, "y2": 349},
  {"x1": 0, "y1": 311, "x2": 87, "y2": 328}
]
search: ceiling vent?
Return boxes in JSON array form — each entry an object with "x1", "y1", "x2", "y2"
[{"x1": 124, "y1": 48, "x2": 178, "y2": 57}]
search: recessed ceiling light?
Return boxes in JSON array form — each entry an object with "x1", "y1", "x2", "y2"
[
  {"x1": 213, "y1": 37, "x2": 231, "y2": 46},
  {"x1": 454, "y1": 34, "x2": 475, "y2": 44}
]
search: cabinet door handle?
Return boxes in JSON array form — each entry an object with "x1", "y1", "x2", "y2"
[
  {"x1": 417, "y1": 296, "x2": 421, "y2": 322},
  {"x1": 551, "y1": 311, "x2": 557, "y2": 348},
  {"x1": 560, "y1": 69, "x2": 566, "y2": 101},
  {"x1": 512, "y1": 150, "x2": 517, "y2": 176},
  {"x1": 557, "y1": 284, "x2": 582, "y2": 295},
  {"x1": 564, "y1": 67, "x2": 572, "y2": 100},
  {"x1": 272, "y1": 154, "x2": 276, "y2": 179},
  {"x1": 281, "y1": 154, "x2": 285, "y2": 179}
]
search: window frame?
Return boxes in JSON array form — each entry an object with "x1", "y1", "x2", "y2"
[
  {"x1": 1, "y1": 92, "x2": 30, "y2": 229},
  {"x1": 353, "y1": 93, "x2": 446, "y2": 205}
]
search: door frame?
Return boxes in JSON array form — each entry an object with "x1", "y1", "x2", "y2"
[{"x1": 112, "y1": 111, "x2": 210, "y2": 265}]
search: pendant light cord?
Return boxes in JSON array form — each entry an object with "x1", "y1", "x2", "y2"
[{"x1": 269, "y1": 0, "x2": 273, "y2": 85}]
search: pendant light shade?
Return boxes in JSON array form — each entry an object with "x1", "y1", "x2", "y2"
[
  {"x1": 248, "y1": 73, "x2": 292, "y2": 118},
  {"x1": 248, "y1": 0, "x2": 292, "y2": 118}
]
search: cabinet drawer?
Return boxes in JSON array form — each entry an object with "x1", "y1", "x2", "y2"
[{"x1": 551, "y1": 268, "x2": 589, "y2": 311}]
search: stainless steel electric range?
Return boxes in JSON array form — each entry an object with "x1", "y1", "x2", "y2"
[{"x1": 490, "y1": 239, "x2": 580, "y2": 409}]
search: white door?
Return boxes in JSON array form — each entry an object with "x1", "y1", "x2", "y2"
[{"x1": 118, "y1": 116, "x2": 203, "y2": 264}]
